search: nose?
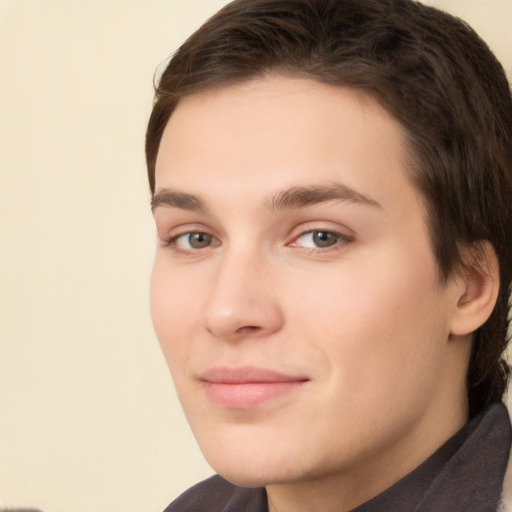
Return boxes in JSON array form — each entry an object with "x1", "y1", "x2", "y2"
[{"x1": 202, "y1": 249, "x2": 284, "y2": 341}]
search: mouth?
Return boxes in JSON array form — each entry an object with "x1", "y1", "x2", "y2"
[{"x1": 199, "y1": 366, "x2": 309, "y2": 409}]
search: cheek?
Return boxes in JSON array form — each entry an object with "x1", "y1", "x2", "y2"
[
  {"x1": 149, "y1": 259, "x2": 201, "y2": 369},
  {"x1": 345, "y1": 266, "x2": 446, "y2": 403},
  {"x1": 288, "y1": 252, "x2": 446, "y2": 394}
]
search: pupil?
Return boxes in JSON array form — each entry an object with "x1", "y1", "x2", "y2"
[
  {"x1": 190, "y1": 233, "x2": 211, "y2": 248},
  {"x1": 313, "y1": 231, "x2": 337, "y2": 248}
]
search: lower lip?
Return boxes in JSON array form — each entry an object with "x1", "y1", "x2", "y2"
[{"x1": 202, "y1": 381, "x2": 305, "y2": 409}]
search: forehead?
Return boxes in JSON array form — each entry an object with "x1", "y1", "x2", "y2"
[{"x1": 154, "y1": 76, "x2": 421, "y2": 215}]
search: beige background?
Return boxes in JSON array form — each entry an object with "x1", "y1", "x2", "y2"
[{"x1": 0, "y1": 1, "x2": 510, "y2": 511}]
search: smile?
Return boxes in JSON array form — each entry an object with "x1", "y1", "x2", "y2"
[{"x1": 199, "y1": 366, "x2": 309, "y2": 409}]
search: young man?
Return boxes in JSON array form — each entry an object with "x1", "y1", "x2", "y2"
[{"x1": 146, "y1": 0, "x2": 512, "y2": 510}]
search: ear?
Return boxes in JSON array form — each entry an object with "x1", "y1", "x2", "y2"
[{"x1": 449, "y1": 241, "x2": 500, "y2": 337}]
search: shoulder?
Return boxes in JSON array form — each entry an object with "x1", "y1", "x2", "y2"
[
  {"x1": 499, "y1": 400, "x2": 512, "y2": 512},
  {"x1": 502, "y1": 454, "x2": 512, "y2": 512},
  {"x1": 163, "y1": 475, "x2": 267, "y2": 512}
]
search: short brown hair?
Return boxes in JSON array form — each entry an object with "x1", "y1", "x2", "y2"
[{"x1": 146, "y1": 0, "x2": 512, "y2": 417}]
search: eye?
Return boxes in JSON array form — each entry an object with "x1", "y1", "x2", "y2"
[
  {"x1": 171, "y1": 232, "x2": 219, "y2": 250},
  {"x1": 293, "y1": 230, "x2": 348, "y2": 249}
]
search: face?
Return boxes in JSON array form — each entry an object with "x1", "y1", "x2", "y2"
[{"x1": 150, "y1": 76, "x2": 464, "y2": 491}]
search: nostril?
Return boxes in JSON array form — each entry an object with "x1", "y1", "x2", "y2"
[{"x1": 238, "y1": 325, "x2": 260, "y2": 333}]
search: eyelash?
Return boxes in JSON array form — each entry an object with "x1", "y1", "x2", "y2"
[
  {"x1": 162, "y1": 231, "x2": 220, "y2": 252},
  {"x1": 291, "y1": 230, "x2": 353, "y2": 251},
  {"x1": 161, "y1": 228, "x2": 353, "y2": 254}
]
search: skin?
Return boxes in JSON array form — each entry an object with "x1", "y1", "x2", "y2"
[{"x1": 150, "y1": 76, "x2": 486, "y2": 512}]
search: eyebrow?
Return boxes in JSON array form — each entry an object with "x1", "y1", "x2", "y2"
[
  {"x1": 266, "y1": 183, "x2": 382, "y2": 211},
  {"x1": 151, "y1": 189, "x2": 207, "y2": 213},
  {"x1": 151, "y1": 182, "x2": 382, "y2": 214}
]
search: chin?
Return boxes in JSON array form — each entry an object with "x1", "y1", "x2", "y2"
[
  {"x1": 193, "y1": 422, "x2": 301, "y2": 485},
  {"x1": 201, "y1": 439, "x2": 319, "y2": 488},
  {"x1": 203, "y1": 451, "x2": 282, "y2": 487},
  {"x1": 217, "y1": 470, "x2": 272, "y2": 488},
  {"x1": 211, "y1": 463, "x2": 302, "y2": 488}
]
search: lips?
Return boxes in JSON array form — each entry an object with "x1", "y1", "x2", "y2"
[{"x1": 199, "y1": 366, "x2": 309, "y2": 409}]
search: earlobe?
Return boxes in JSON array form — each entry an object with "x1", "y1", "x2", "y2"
[{"x1": 450, "y1": 242, "x2": 500, "y2": 337}]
